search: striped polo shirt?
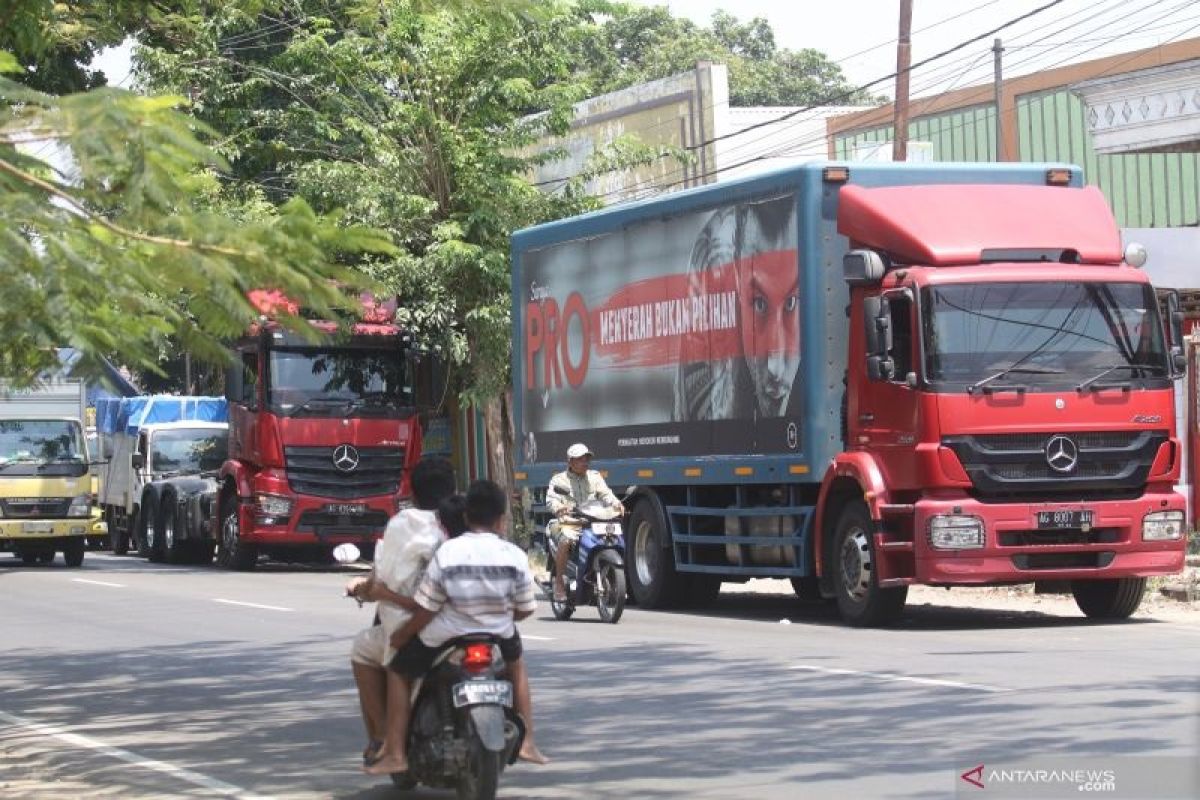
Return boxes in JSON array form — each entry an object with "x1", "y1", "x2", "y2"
[{"x1": 414, "y1": 531, "x2": 537, "y2": 647}]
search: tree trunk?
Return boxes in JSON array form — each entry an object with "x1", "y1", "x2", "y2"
[{"x1": 483, "y1": 395, "x2": 510, "y2": 490}]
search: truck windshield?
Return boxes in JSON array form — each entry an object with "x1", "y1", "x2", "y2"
[
  {"x1": 267, "y1": 348, "x2": 413, "y2": 417},
  {"x1": 0, "y1": 420, "x2": 88, "y2": 476},
  {"x1": 152, "y1": 430, "x2": 228, "y2": 474},
  {"x1": 923, "y1": 282, "x2": 1170, "y2": 391}
]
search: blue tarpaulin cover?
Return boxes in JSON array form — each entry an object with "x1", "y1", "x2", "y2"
[{"x1": 96, "y1": 396, "x2": 227, "y2": 435}]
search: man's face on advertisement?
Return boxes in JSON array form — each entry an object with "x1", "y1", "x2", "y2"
[{"x1": 738, "y1": 208, "x2": 800, "y2": 417}]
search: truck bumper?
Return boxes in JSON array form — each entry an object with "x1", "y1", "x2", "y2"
[
  {"x1": 0, "y1": 519, "x2": 90, "y2": 540},
  {"x1": 237, "y1": 495, "x2": 395, "y2": 547},
  {"x1": 912, "y1": 491, "x2": 1186, "y2": 584}
]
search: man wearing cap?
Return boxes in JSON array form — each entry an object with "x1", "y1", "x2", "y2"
[{"x1": 546, "y1": 443, "x2": 623, "y2": 602}]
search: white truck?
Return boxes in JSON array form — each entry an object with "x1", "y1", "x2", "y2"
[
  {"x1": 0, "y1": 379, "x2": 92, "y2": 566},
  {"x1": 96, "y1": 396, "x2": 228, "y2": 558}
]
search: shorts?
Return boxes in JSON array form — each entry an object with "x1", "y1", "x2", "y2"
[
  {"x1": 549, "y1": 519, "x2": 582, "y2": 549},
  {"x1": 388, "y1": 629, "x2": 524, "y2": 680},
  {"x1": 350, "y1": 624, "x2": 388, "y2": 668}
]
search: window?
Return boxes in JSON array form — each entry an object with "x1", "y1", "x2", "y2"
[
  {"x1": 240, "y1": 351, "x2": 259, "y2": 406},
  {"x1": 887, "y1": 293, "x2": 914, "y2": 381}
]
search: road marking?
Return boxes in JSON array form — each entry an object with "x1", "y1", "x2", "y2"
[
  {"x1": 214, "y1": 599, "x2": 292, "y2": 612},
  {"x1": 788, "y1": 664, "x2": 1007, "y2": 693},
  {"x1": 0, "y1": 709, "x2": 275, "y2": 800},
  {"x1": 71, "y1": 579, "x2": 125, "y2": 588},
  {"x1": 521, "y1": 634, "x2": 555, "y2": 641}
]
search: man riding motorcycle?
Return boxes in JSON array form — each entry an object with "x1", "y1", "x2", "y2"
[{"x1": 546, "y1": 443, "x2": 623, "y2": 603}]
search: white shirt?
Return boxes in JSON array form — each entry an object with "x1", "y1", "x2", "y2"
[
  {"x1": 414, "y1": 531, "x2": 537, "y2": 647},
  {"x1": 373, "y1": 508, "x2": 443, "y2": 660}
]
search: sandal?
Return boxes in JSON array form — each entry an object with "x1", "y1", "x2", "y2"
[{"x1": 362, "y1": 739, "x2": 383, "y2": 766}]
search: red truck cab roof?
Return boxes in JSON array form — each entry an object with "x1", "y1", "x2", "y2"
[{"x1": 837, "y1": 183, "x2": 1124, "y2": 266}]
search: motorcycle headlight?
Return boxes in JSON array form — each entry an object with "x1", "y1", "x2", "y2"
[
  {"x1": 1142, "y1": 510, "x2": 1184, "y2": 541},
  {"x1": 68, "y1": 494, "x2": 91, "y2": 517}
]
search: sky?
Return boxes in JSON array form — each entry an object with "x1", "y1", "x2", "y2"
[{"x1": 638, "y1": 0, "x2": 1200, "y2": 99}]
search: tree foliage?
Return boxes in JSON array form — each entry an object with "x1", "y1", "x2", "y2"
[
  {"x1": 0, "y1": 17, "x2": 394, "y2": 386},
  {"x1": 573, "y1": 3, "x2": 882, "y2": 106}
]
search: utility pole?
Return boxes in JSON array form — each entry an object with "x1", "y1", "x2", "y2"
[
  {"x1": 993, "y1": 38, "x2": 1004, "y2": 161},
  {"x1": 892, "y1": 0, "x2": 913, "y2": 162}
]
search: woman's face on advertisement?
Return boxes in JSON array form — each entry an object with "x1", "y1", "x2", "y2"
[{"x1": 739, "y1": 212, "x2": 800, "y2": 417}]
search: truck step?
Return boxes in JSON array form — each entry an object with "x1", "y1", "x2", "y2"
[
  {"x1": 878, "y1": 577, "x2": 916, "y2": 588},
  {"x1": 878, "y1": 504, "x2": 915, "y2": 515},
  {"x1": 873, "y1": 533, "x2": 914, "y2": 552}
]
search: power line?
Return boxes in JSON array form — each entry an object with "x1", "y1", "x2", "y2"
[{"x1": 609, "y1": 0, "x2": 1189, "y2": 203}]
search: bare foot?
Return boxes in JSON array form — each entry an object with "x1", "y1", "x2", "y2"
[
  {"x1": 363, "y1": 753, "x2": 408, "y2": 775},
  {"x1": 552, "y1": 581, "x2": 567, "y2": 603},
  {"x1": 519, "y1": 743, "x2": 549, "y2": 765}
]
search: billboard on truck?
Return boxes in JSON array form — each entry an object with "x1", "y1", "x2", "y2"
[{"x1": 518, "y1": 192, "x2": 803, "y2": 461}]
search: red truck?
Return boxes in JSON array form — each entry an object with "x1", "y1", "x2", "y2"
[
  {"x1": 144, "y1": 295, "x2": 423, "y2": 569},
  {"x1": 512, "y1": 162, "x2": 1188, "y2": 625}
]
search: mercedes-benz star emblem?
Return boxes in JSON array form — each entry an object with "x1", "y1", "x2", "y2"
[
  {"x1": 1044, "y1": 435, "x2": 1079, "y2": 473},
  {"x1": 333, "y1": 444, "x2": 360, "y2": 473}
]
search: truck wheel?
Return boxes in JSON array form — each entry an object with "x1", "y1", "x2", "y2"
[
  {"x1": 20, "y1": 551, "x2": 38, "y2": 565},
  {"x1": 161, "y1": 498, "x2": 187, "y2": 565},
  {"x1": 37, "y1": 550, "x2": 55, "y2": 564},
  {"x1": 626, "y1": 499, "x2": 685, "y2": 608},
  {"x1": 216, "y1": 491, "x2": 258, "y2": 571},
  {"x1": 106, "y1": 508, "x2": 126, "y2": 555},
  {"x1": 831, "y1": 500, "x2": 907, "y2": 627},
  {"x1": 1071, "y1": 578, "x2": 1146, "y2": 619},
  {"x1": 63, "y1": 538, "x2": 85, "y2": 568},
  {"x1": 137, "y1": 496, "x2": 158, "y2": 560}
]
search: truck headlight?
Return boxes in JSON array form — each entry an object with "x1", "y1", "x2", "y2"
[
  {"x1": 928, "y1": 514, "x2": 985, "y2": 550},
  {"x1": 1142, "y1": 510, "x2": 1184, "y2": 541},
  {"x1": 68, "y1": 494, "x2": 91, "y2": 517},
  {"x1": 255, "y1": 493, "x2": 294, "y2": 517}
]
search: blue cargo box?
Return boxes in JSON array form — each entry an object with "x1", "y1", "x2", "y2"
[{"x1": 96, "y1": 396, "x2": 228, "y2": 436}]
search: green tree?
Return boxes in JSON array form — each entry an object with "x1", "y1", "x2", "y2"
[
  {"x1": 0, "y1": 4, "x2": 395, "y2": 387},
  {"x1": 573, "y1": 2, "x2": 881, "y2": 106}
]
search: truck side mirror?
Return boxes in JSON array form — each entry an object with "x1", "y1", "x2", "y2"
[
  {"x1": 843, "y1": 250, "x2": 887, "y2": 286},
  {"x1": 131, "y1": 453, "x2": 145, "y2": 470},
  {"x1": 1161, "y1": 290, "x2": 1186, "y2": 379},
  {"x1": 862, "y1": 295, "x2": 895, "y2": 381}
]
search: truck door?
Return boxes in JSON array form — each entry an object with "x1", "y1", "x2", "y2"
[
  {"x1": 229, "y1": 348, "x2": 260, "y2": 462},
  {"x1": 857, "y1": 290, "x2": 921, "y2": 489}
]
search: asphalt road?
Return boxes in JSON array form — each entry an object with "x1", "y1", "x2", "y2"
[{"x1": 1, "y1": 552, "x2": 1198, "y2": 799}]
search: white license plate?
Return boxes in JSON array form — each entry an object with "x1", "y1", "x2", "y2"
[
  {"x1": 324, "y1": 503, "x2": 368, "y2": 515},
  {"x1": 593, "y1": 522, "x2": 622, "y2": 536},
  {"x1": 22, "y1": 522, "x2": 54, "y2": 534},
  {"x1": 452, "y1": 680, "x2": 512, "y2": 708}
]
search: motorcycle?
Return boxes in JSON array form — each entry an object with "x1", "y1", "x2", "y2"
[
  {"x1": 392, "y1": 635, "x2": 525, "y2": 800},
  {"x1": 338, "y1": 546, "x2": 523, "y2": 800},
  {"x1": 543, "y1": 490, "x2": 627, "y2": 623}
]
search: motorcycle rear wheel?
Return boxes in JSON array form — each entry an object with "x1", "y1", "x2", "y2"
[
  {"x1": 457, "y1": 719, "x2": 502, "y2": 800},
  {"x1": 596, "y1": 551, "x2": 626, "y2": 624}
]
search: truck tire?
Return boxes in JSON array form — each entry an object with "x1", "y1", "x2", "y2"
[
  {"x1": 63, "y1": 537, "x2": 85, "y2": 567},
  {"x1": 161, "y1": 495, "x2": 188, "y2": 565},
  {"x1": 106, "y1": 508, "x2": 128, "y2": 555},
  {"x1": 626, "y1": 498, "x2": 685, "y2": 609},
  {"x1": 216, "y1": 490, "x2": 257, "y2": 571},
  {"x1": 1071, "y1": 578, "x2": 1146, "y2": 619},
  {"x1": 830, "y1": 500, "x2": 907, "y2": 627},
  {"x1": 137, "y1": 494, "x2": 160, "y2": 560}
]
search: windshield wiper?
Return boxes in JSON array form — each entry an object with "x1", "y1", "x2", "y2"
[
  {"x1": 286, "y1": 396, "x2": 352, "y2": 417},
  {"x1": 968, "y1": 365, "x2": 1064, "y2": 395},
  {"x1": 1075, "y1": 363, "x2": 1163, "y2": 393}
]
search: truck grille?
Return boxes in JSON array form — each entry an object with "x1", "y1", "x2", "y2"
[
  {"x1": 0, "y1": 498, "x2": 71, "y2": 518},
  {"x1": 283, "y1": 446, "x2": 404, "y2": 499},
  {"x1": 943, "y1": 430, "x2": 1166, "y2": 501}
]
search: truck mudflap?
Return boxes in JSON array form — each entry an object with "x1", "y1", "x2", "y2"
[{"x1": 912, "y1": 491, "x2": 1186, "y2": 584}]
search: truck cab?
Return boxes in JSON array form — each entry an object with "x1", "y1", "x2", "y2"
[
  {"x1": 0, "y1": 416, "x2": 92, "y2": 566},
  {"x1": 214, "y1": 321, "x2": 422, "y2": 569}
]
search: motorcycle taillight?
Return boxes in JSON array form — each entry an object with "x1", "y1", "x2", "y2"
[{"x1": 463, "y1": 643, "x2": 493, "y2": 671}]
